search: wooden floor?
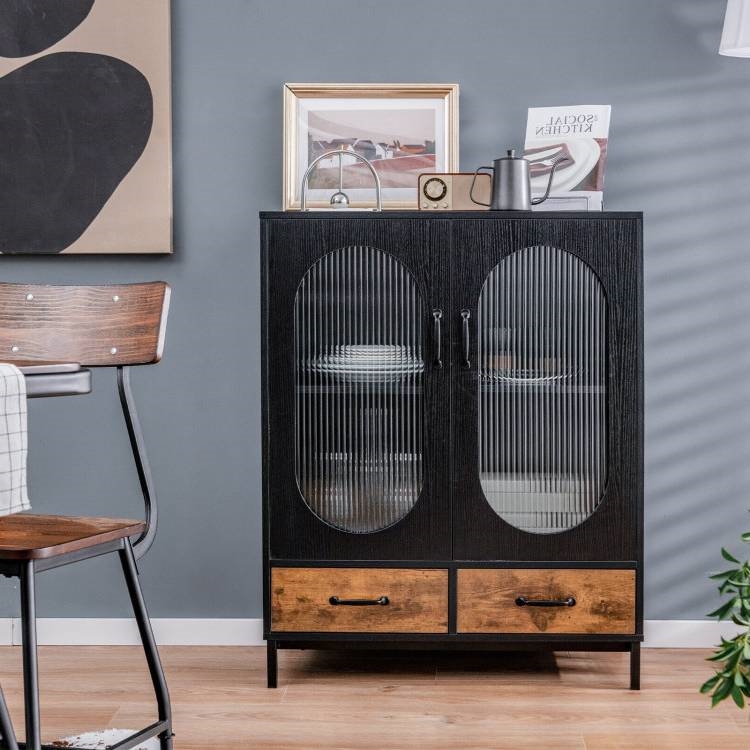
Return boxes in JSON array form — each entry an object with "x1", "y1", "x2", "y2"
[{"x1": 0, "y1": 646, "x2": 748, "y2": 749}]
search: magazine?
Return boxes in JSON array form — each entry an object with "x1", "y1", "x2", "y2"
[{"x1": 524, "y1": 105, "x2": 611, "y2": 211}]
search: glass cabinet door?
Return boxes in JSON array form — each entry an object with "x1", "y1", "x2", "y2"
[
  {"x1": 477, "y1": 246, "x2": 607, "y2": 534},
  {"x1": 294, "y1": 245, "x2": 424, "y2": 534}
]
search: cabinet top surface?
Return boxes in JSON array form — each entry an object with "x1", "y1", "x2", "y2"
[{"x1": 259, "y1": 210, "x2": 643, "y2": 221}]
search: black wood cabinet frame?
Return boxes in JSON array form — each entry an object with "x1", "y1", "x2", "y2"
[{"x1": 260, "y1": 211, "x2": 643, "y2": 689}]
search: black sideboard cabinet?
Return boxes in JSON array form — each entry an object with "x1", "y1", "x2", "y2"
[{"x1": 260, "y1": 211, "x2": 643, "y2": 689}]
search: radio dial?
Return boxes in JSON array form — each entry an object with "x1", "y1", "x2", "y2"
[{"x1": 423, "y1": 177, "x2": 448, "y2": 202}]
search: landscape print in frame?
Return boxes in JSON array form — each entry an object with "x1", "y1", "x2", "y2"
[
  {"x1": 0, "y1": 0, "x2": 172, "y2": 254},
  {"x1": 283, "y1": 83, "x2": 459, "y2": 210}
]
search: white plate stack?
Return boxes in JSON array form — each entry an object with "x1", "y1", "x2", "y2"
[{"x1": 308, "y1": 344, "x2": 424, "y2": 383}]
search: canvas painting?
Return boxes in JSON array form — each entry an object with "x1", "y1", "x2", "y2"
[{"x1": 0, "y1": 0, "x2": 172, "y2": 254}]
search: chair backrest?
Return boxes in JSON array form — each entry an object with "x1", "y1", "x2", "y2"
[{"x1": 0, "y1": 282, "x2": 170, "y2": 366}]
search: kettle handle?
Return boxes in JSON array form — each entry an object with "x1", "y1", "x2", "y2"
[
  {"x1": 530, "y1": 157, "x2": 572, "y2": 206},
  {"x1": 469, "y1": 167, "x2": 494, "y2": 207}
]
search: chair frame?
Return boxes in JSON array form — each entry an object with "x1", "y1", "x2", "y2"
[{"x1": 0, "y1": 282, "x2": 173, "y2": 750}]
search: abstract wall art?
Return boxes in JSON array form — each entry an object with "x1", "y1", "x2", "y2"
[{"x1": 0, "y1": 0, "x2": 172, "y2": 254}]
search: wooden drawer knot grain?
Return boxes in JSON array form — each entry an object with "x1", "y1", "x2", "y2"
[{"x1": 457, "y1": 568, "x2": 635, "y2": 634}]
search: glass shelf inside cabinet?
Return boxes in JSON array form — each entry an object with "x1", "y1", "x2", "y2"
[
  {"x1": 294, "y1": 246, "x2": 425, "y2": 534},
  {"x1": 477, "y1": 245, "x2": 608, "y2": 534}
]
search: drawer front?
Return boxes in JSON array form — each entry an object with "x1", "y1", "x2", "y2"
[
  {"x1": 271, "y1": 567, "x2": 448, "y2": 633},
  {"x1": 457, "y1": 568, "x2": 635, "y2": 634}
]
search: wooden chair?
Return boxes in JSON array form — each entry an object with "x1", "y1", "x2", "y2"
[{"x1": 0, "y1": 282, "x2": 173, "y2": 750}]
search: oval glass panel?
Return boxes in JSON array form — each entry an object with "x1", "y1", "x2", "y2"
[
  {"x1": 478, "y1": 246, "x2": 607, "y2": 533},
  {"x1": 295, "y1": 246, "x2": 424, "y2": 533}
]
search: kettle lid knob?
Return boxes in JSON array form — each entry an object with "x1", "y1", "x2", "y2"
[{"x1": 507, "y1": 148, "x2": 515, "y2": 158}]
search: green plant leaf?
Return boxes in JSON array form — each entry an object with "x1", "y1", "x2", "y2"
[
  {"x1": 710, "y1": 569, "x2": 738, "y2": 581},
  {"x1": 741, "y1": 531, "x2": 750, "y2": 542},
  {"x1": 726, "y1": 651, "x2": 742, "y2": 671},
  {"x1": 713, "y1": 678, "x2": 733, "y2": 706},
  {"x1": 732, "y1": 688, "x2": 746, "y2": 710},
  {"x1": 707, "y1": 645, "x2": 737, "y2": 661},
  {"x1": 701, "y1": 674, "x2": 721, "y2": 693},
  {"x1": 707, "y1": 651, "x2": 730, "y2": 662},
  {"x1": 708, "y1": 599, "x2": 739, "y2": 620},
  {"x1": 722, "y1": 548, "x2": 741, "y2": 564}
]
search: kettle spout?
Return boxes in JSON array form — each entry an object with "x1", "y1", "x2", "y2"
[{"x1": 530, "y1": 156, "x2": 572, "y2": 205}]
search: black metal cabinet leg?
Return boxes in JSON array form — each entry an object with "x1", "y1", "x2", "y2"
[
  {"x1": 267, "y1": 641, "x2": 278, "y2": 689},
  {"x1": 118, "y1": 540, "x2": 174, "y2": 750},
  {"x1": 630, "y1": 642, "x2": 641, "y2": 690},
  {"x1": 20, "y1": 561, "x2": 41, "y2": 750},
  {"x1": 0, "y1": 687, "x2": 19, "y2": 750}
]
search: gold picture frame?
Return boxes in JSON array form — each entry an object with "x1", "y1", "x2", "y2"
[{"x1": 283, "y1": 83, "x2": 459, "y2": 211}]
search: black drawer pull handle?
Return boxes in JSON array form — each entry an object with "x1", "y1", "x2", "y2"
[
  {"x1": 461, "y1": 309, "x2": 471, "y2": 369},
  {"x1": 329, "y1": 595, "x2": 389, "y2": 606},
  {"x1": 432, "y1": 308, "x2": 443, "y2": 369},
  {"x1": 515, "y1": 596, "x2": 576, "y2": 608}
]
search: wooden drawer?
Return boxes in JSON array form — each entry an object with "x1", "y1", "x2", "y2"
[
  {"x1": 271, "y1": 567, "x2": 448, "y2": 633},
  {"x1": 457, "y1": 568, "x2": 635, "y2": 634}
]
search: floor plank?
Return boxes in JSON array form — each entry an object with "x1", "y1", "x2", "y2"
[{"x1": 0, "y1": 646, "x2": 746, "y2": 749}]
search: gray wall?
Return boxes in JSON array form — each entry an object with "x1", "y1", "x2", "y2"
[{"x1": 0, "y1": 0, "x2": 748, "y2": 621}]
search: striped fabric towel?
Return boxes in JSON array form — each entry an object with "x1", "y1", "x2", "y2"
[{"x1": 0, "y1": 364, "x2": 29, "y2": 516}]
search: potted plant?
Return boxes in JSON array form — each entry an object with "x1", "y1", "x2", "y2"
[{"x1": 701, "y1": 530, "x2": 750, "y2": 708}]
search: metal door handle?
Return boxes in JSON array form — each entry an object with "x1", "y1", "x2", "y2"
[
  {"x1": 461, "y1": 309, "x2": 471, "y2": 369},
  {"x1": 329, "y1": 596, "x2": 390, "y2": 606},
  {"x1": 515, "y1": 596, "x2": 576, "y2": 608},
  {"x1": 432, "y1": 309, "x2": 443, "y2": 369}
]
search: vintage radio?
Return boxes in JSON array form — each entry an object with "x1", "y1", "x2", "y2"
[{"x1": 417, "y1": 172, "x2": 491, "y2": 210}]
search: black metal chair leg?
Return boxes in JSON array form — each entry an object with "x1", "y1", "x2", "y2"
[
  {"x1": 0, "y1": 687, "x2": 19, "y2": 750},
  {"x1": 267, "y1": 641, "x2": 278, "y2": 689},
  {"x1": 630, "y1": 642, "x2": 641, "y2": 690},
  {"x1": 118, "y1": 540, "x2": 173, "y2": 749},
  {"x1": 20, "y1": 561, "x2": 41, "y2": 750}
]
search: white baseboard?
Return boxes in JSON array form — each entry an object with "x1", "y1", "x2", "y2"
[
  {"x1": 643, "y1": 620, "x2": 741, "y2": 648},
  {"x1": 0, "y1": 619, "x2": 738, "y2": 648},
  {"x1": 3, "y1": 618, "x2": 264, "y2": 646}
]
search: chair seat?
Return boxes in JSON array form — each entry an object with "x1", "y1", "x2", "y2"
[{"x1": 0, "y1": 514, "x2": 146, "y2": 560}]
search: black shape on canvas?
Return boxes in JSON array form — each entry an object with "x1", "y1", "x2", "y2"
[
  {"x1": 0, "y1": 52, "x2": 153, "y2": 254},
  {"x1": 0, "y1": 0, "x2": 95, "y2": 58}
]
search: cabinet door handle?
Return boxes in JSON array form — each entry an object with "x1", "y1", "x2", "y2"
[
  {"x1": 329, "y1": 596, "x2": 390, "y2": 606},
  {"x1": 515, "y1": 596, "x2": 576, "y2": 608},
  {"x1": 432, "y1": 309, "x2": 443, "y2": 369},
  {"x1": 461, "y1": 309, "x2": 471, "y2": 369}
]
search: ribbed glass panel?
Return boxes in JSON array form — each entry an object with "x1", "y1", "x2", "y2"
[
  {"x1": 478, "y1": 246, "x2": 607, "y2": 534},
  {"x1": 294, "y1": 246, "x2": 424, "y2": 533}
]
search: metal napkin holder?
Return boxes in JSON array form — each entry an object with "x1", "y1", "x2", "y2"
[{"x1": 300, "y1": 147, "x2": 382, "y2": 211}]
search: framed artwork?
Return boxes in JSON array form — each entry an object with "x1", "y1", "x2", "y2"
[
  {"x1": 0, "y1": 0, "x2": 172, "y2": 254},
  {"x1": 283, "y1": 83, "x2": 459, "y2": 210}
]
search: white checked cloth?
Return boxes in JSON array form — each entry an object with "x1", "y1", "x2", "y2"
[{"x1": 0, "y1": 363, "x2": 29, "y2": 516}]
